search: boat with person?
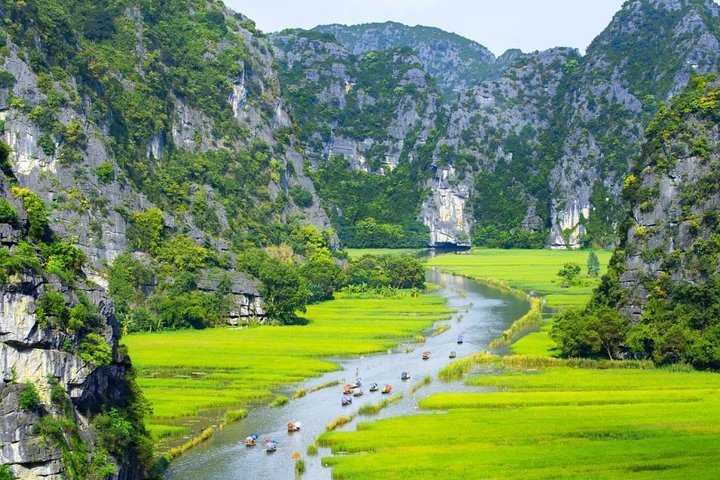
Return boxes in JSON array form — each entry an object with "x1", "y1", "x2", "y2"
[
  {"x1": 382, "y1": 384, "x2": 392, "y2": 394},
  {"x1": 341, "y1": 395, "x2": 353, "y2": 406},
  {"x1": 287, "y1": 421, "x2": 301, "y2": 432},
  {"x1": 369, "y1": 382, "x2": 379, "y2": 392},
  {"x1": 422, "y1": 351, "x2": 431, "y2": 360},
  {"x1": 352, "y1": 388, "x2": 364, "y2": 397},
  {"x1": 457, "y1": 335, "x2": 464, "y2": 344},
  {"x1": 449, "y1": 351, "x2": 457, "y2": 359},
  {"x1": 401, "y1": 371, "x2": 410, "y2": 381},
  {"x1": 245, "y1": 433, "x2": 259, "y2": 447},
  {"x1": 265, "y1": 440, "x2": 278, "y2": 453}
]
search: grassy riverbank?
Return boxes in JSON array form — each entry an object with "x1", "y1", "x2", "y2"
[
  {"x1": 319, "y1": 249, "x2": 720, "y2": 479},
  {"x1": 320, "y1": 360, "x2": 720, "y2": 479},
  {"x1": 428, "y1": 249, "x2": 611, "y2": 356},
  {"x1": 427, "y1": 249, "x2": 612, "y2": 308},
  {"x1": 124, "y1": 290, "x2": 452, "y2": 447}
]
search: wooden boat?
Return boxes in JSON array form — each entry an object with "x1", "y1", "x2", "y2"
[
  {"x1": 369, "y1": 382, "x2": 379, "y2": 392},
  {"x1": 457, "y1": 335, "x2": 464, "y2": 344},
  {"x1": 422, "y1": 351, "x2": 431, "y2": 360},
  {"x1": 343, "y1": 384, "x2": 353, "y2": 394},
  {"x1": 245, "y1": 433, "x2": 259, "y2": 447},
  {"x1": 341, "y1": 395, "x2": 353, "y2": 406},
  {"x1": 287, "y1": 421, "x2": 302, "y2": 432},
  {"x1": 265, "y1": 440, "x2": 278, "y2": 453},
  {"x1": 381, "y1": 384, "x2": 392, "y2": 394},
  {"x1": 449, "y1": 351, "x2": 457, "y2": 359},
  {"x1": 349, "y1": 377, "x2": 362, "y2": 389},
  {"x1": 352, "y1": 388, "x2": 364, "y2": 397},
  {"x1": 401, "y1": 371, "x2": 410, "y2": 381}
]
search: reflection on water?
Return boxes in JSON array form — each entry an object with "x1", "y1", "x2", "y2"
[{"x1": 165, "y1": 269, "x2": 529, "y2": 480}]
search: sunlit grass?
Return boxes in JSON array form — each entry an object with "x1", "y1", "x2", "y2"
[
  {"x1": 345, "y1": 248, "x2": 427, "y2": 259},
  {"x1": 320, "y1": 366, "x2": 720, "y2": 479},
  {"x1": 124, "y1": 291, "x2": 452, "y2": 446},
  {"x1": 428, "y1": 248, "x2": 611, "y2": 308}
]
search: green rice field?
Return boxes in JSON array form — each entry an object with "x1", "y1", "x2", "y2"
[
  {"x1": 428, "y1": 249, "x2": 612, "y2": 308},
  {"x1": 429, "y1": 249, "x2": 612, "y2": 357},
  {"x1": 124, "y1": 291, "x2": 452, "y2": 443},
  {"x1": 320, "y1": 365, "x2": 720, "y2": 479}
]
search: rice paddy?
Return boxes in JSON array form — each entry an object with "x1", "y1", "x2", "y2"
[
  {"x1": 427, "y1": 249, "x2": 612, "y2": 308},
  {"x1": 319, "y1": 365, "x2": 720, "y2": 479},
  {"x1": 123, "y1": 290, "x2": 452, "y2": 447}
]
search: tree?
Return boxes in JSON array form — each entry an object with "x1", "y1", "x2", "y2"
[
  {"x1": 300, "y1": 254, "x2": 347, "y2": 302},
  {"x1": 557, "y1": 262, "x2": 582, "y2": 286},
  {"x1": 258, "y1": 257, "x2": 310, "y2": 322},
  {"x1": 587, "y1": 250, "x2": 600, "y2": 277},
  {"x1": 551, "y1": 306, "x2": 629, "y2": 360}
]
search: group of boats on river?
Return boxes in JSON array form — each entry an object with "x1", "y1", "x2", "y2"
[{"x1": 243, "y1": 335, "x2": 466, "y2": 453}]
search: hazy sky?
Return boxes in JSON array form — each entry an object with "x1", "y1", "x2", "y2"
[{"x1": 224, "y1": 0, "x2": 628, "y2": 56}]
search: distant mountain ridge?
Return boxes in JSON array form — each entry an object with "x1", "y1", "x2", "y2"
[{"x1": 272, "y1": 0, "x2": 720, "y2": 248}]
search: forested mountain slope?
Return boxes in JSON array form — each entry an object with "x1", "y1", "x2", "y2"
[
  {"x1": 277, "y1": 0, "x2": 720, "y2": 249},
  {"x1": 553, "y1": 75, "x2": 720, "y2": 367}
]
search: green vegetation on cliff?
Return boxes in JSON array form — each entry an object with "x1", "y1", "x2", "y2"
[{"x1": 553, "y1": 75, "x2": 720, "y2": 368}]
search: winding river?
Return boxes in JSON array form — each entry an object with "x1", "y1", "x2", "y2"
[{"x1": 165, "y1": 268, "x2": 529, "y2": 479}]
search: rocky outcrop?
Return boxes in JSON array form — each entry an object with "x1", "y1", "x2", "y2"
[
  {"x1": 314, "y1": 22, "x2": 498, "y2": 100},
  {"x1": 197, "y1": 270, "x2": 265, "y2": 323},
  {"x1": 616, "y1": 76, "x2": 720, "y2": 320},
  {"x1": 0, "y1": 174, "x2": 149, "y2": 478}
]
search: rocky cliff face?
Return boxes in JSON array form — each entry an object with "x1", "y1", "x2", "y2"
[
  {"x1": 547, "y1": 0, "x2": 720, "y2": 248},
  {"x1": 614, "y1": 76, "x2": 720, "y2": 320},
  {"x1": 279, "y1": 0, "x2": 720, "y2": 249},
  {"x1": 0, "y1": 172, "x2": 151, "y2": 478},
  {"x1": 313, "y1": 22, "x2": 498, "y2": 100},
  {"x1": 0, "y1": 0, "x2": 344, "y2": 328}
]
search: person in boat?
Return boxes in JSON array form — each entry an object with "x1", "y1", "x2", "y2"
[
  {"x1": 287, "y1": 421, "x2": 302, "y2": 432},
  {"x1": 265, "y1": 440, "x2": 278, "y2": 452},
  {"x1": 352, "y1": 388, "x2": 363, "y2": 397},
  {"x1": 382, "y1": 384, "x2": 392, "y2": 394},
  {"x1": 342, "y1": 395, "x2": 352, "y2": 406},
  {"x1": 343, "y1": 384, "x2": 353, "y2": 394},
  {"x1": 457, "y1": 335, "x2": 464, "y2": 344},
  {"x1": 422, "y1": 351, "x2": 431, "y2": 359},
  {"x1": 369, "y1": 382, "x2": 379, "y2": 392},
  {"x1": 245, "y1": 433, "x2": 258, "y2": 446},
  {"x1": 449, "y1": 351, "x2": 457, "y2": 358},
  {"x1": 401, "y1": 371, "x2": 410, "y2": 380}
]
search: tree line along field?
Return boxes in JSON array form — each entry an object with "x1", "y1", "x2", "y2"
[
  {"x1": 123, "y1": 291, "x2": 452, "y2": 447},
  {"x1": 318, "y1": 248, "x2": 720, "y2": 479}
]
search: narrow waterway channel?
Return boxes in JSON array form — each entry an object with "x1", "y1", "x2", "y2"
[{"x1": 165, "y1": 268, "x2": 529, "y2": 479}]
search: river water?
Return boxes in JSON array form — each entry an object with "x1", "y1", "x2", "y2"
[{"x1": 165, "y1": 268, "x2": 529, "y2": 479}]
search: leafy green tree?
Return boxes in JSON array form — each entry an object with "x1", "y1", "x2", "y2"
[
  {"x1": 557, "y1": 262, "x2": 582, "y2": 286},
  {"x1": 587, "y1": 250, "x2": 600, "y2": 277},
  {"x1": 300, "y1": 254, "x2": 347, "y2": 302},
  {"x1": 258, "y1": 256, "x2": 310, "y2": 322},
  {"x1": 95, "y1": 162, "x2": 115, "y2": 184},
  {"x1": 128, "y1": 208, "x2": 164, "y2": 253},
  {"x1": 0, "y1": 200, "x2": 18, "y2": 224}
]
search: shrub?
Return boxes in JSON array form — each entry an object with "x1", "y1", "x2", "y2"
[
  {"x1": 95, "y1": 162, "x2": 115, "y2": 184},
  {"x1": 11, "y1": 187, "x2": 49, "y2": 241},
  {"x1": 290, "y1": 186, "x2": 313, "y2": 207},
  {"x1": 94, "y1": 408, "x2": 133, "y2": 458},
  {"x1": 0, "y1": 71, "x2": 16, "y2": 88},
  {"x1": 0, "y1": 464, "x2": 13, "y2": 480},
  {"x1": 0, "y1": 200, "x2": 17, "y2": 224},
  {"x1": 78, "y1": 333, "x2": 113, "y2": 366},
  {"x1": 18, "y1": 382, "x2": 41, "y2": 411},
  {"x1": 36, "y1": 288, "x2": 68, "y2": 328}
]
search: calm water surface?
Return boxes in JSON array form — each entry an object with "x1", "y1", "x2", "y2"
[{"x1": 166, "y1": 268, "x2": 529, "y2": 479}]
